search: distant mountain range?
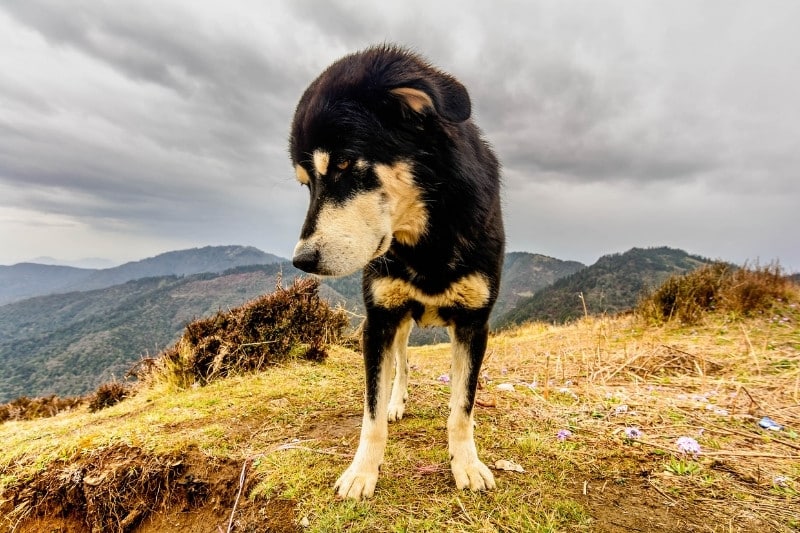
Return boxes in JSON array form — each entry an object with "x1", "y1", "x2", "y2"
[
  {"x1": 0, "y1": 246, "x2": 282, "y2": 305},
  {"x1": 0, "y1": 244, "x2": 726, "y2": 401}
]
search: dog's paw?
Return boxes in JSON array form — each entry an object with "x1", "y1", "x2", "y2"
[
  {"x1": 387, "y1": 400, "x2": 405, "y2": 422},
  {"x1": 334, "y1": 465, "x2": 380, "y2": 500},
  {"x1": 450, "y1": 458, "x2": 496, "y2": 492}
]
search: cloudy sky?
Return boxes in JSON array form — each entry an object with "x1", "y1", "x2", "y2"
[{"x1": 1, "y1": 1, "x2": 798, "y2": 271}]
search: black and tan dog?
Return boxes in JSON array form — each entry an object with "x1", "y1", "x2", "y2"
[{"x1": 290, "y1": 45, "x2": 504, "y2": 500}]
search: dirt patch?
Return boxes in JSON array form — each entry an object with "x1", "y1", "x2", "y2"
[
  {"x1": 2, "y1": 445, "x2": 253, "y2": 533},
  {"x1": 302, "y1": 412, "x2": 362, "y2": 441},
  {"x1": 579, "y1": 477, "x2": 701, "y2": 532}
]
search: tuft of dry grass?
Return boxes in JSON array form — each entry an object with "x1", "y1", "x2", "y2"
[
  {"x1": 0, "y1": 395, "x2": 84, "y2": 424},
  {"x1": 87, "y1": 382, "x2": 131, "y2": 413},
  {"x1": 638, "y1": 261, "x2": 794, "y2": 324},
  {"x1": 138, "y1": 276, "x2": 349, "y2": 389}
]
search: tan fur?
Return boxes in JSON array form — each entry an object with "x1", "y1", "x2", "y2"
[
  {"x1": 370, "y1": 273, "x2": 491, "y2": 311},
  {"x1": 295, "y1": 164, "x2": 310, "y2": 185},
  {"x1": 293, "y1": 190, "x2": 391, "y2": 276},
  {"x1": 375, "y1": 162, "x2": 428, "y2": 246},
  {"x1": 417, "y1": 306, "x2": 446, "y2": 327},
  {"x1": 390, "y1": 87, "x2": 434, "y2": 114},
  {"x1": 313, "y1": 149, "x2": 330, "y2": 176}
]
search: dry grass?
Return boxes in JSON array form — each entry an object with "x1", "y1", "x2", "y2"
[
  {"x1": 1, "y1": 276, "x2": 798, "y2": 532},
  {"x1": 638, "y1": 261, "x2": 793, "y2": 324},
  {"x1": 0, "y1": 395, "x2": 85, "y2": 424},
  {"x1": 139, "y1": 276, "x2": 349, "y2": 389}
]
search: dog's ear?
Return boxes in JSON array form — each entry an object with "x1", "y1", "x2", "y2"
[{"x1": 389, "y1": 76, "x2": 471, "y2": 123}]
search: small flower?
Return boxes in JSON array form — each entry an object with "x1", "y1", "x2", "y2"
[
  {"x1": 676, "y1": 436, "x2": 701, "y2": 456},
  {"x1": 557, "y1": 429, "x2": 572, "y2": 442},
  {"x1": 437, "y1": 374, "x2": 450, "y2": 384},
  {"x1": 773, "y1": 475, "x2": 789, "y2": 488},
  {"x1": 624, "y1": 427, "x2": 641, "y2": 440}
]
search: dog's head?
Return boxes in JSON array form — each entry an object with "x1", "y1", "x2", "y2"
[{"x1": 289, "y1": 45, "x2": 471, "y2": 276}]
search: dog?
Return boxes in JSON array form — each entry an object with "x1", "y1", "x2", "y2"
[{"x1": 290, "y1": 45, "x2": 505, "y2": 500}]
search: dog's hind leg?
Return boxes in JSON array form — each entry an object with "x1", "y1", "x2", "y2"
[
  {"x1": 446, "y1": 322, "x2": 496, "y2": 492},
  {"x1": 334, "y1": 309, "x2": 403, "y2": 499},
  {"x1": 387, "y1": 316, "x2": 413, "y2": 422}
]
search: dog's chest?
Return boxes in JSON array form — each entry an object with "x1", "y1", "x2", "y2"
[{"x1": 369, "y1": 273, "x2": 491, "y2": 326}]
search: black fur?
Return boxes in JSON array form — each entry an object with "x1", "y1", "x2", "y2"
[{"x1": 290, "y1": 45, "x2": 504, "y2": 496}]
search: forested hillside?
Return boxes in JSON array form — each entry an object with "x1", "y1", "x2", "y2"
[{"x1": 0, "y1": 264, "x2": 297, "y2": 401}]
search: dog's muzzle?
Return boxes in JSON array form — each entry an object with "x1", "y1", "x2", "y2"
[{"x1": 292, "y1": 241, "x2": 323, "y2": 274}]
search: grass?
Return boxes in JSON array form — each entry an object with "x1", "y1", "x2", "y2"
[{"x1": 0, "y1": 275, "x2": 798, "y2": 532}]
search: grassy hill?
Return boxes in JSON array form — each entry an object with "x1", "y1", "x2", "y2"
[
  {"x1": 1, "y1": 270, "x2": 797, "y2": 532},
  {"x1": 496, "y1": 246, "x2": 711, "y2": 327}
]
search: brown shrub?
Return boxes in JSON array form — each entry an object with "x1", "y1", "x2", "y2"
[
  {"x1": 144, "y1": 276, "x2": 350, "y2": 388},
  {"x1": 88, "y1": 382, "x2": 130, "y2": 413},
  {"x1": 0, "y1": 394, "x2": 84, "y2": 423},
  {"x1": 637, "y1": 261, "x2": 795, "y2": 324}
]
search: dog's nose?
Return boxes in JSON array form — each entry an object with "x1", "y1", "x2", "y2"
[{"x1": 292, "y1": 247, "x2": 321, "y2": 273}]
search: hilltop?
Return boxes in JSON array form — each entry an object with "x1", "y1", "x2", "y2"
[{"x1": 1, "y1": 267, "x2": 797, "y2": 532}]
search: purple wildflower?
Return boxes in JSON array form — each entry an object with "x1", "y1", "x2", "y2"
[
  {"x1": 773, "y1": 475, "x2": 790, "y2": 488},
  {"x1": 557, "y1": 429, "x2": 572, "y2": 442},
  {"x1": 437, "y1": 374, "x2": 450, "y2": 384},
  {"x1": 676, "y1": 436, "x2": 701, "y2": 456},
  {"x1": 624, "y1": 427, "x2": 641, "y2": 440}
]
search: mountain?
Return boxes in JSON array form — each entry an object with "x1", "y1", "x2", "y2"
[
  {"x1": 0, "y1": 245, "x2": 284, "y2": 305},
  {"x1": 30, "y1": 256, "x2": 118, "y2": 269},
  {"x1": 0, "y1": 264, "x2": 96, "y2": 306},
  {"x1": 496, "y1": 247, "x2": 712, "y2": 327},
  {"x1": 0, "y1": 263, "x2": 300, "y2": 402},
  {"x1": 493, "y1": 252, "x2": 586, "y2": 319}
]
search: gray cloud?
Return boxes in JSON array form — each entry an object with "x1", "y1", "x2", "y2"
[{"x1": 0, "y1": 0, "x2": 798, "y2": 270}]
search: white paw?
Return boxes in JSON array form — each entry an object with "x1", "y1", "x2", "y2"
[
  {"x1": 451, "y1": 458, "x2": 496, "y2": 491},
  {"x1": 387, "y1": 400, "x2": 405, "y2": 422},
  {"x1": 334, "y1": 464, "x2": 380, "y2": 500}
]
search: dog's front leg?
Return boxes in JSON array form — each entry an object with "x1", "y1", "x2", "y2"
[
  {"x1": 447, "y1": 322, "x2": 496, "y2": 491},
  {"x1": 334, "y1": 311, "x2": 400, "y2": 499}
]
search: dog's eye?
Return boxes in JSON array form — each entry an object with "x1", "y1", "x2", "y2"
[{"x1": 337, "y1": 160, "x2": 350, "y2": 171}]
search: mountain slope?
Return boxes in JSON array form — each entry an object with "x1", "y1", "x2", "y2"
[
  {"x1": 0, "y1": 263, "x2": 299, "y2": 402},
  {"x1": 0, "y1": 245, "x2": 285, "y2": 305},
  {"x1": 496, "y1": 247, "x2": 712, "y2": 327},
  {"x1": 0, "y1": 264, "x2": 95, "y2": 305},
  {"x1": 492, "y1": 252, "x2": 585, "y2": 320}
]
